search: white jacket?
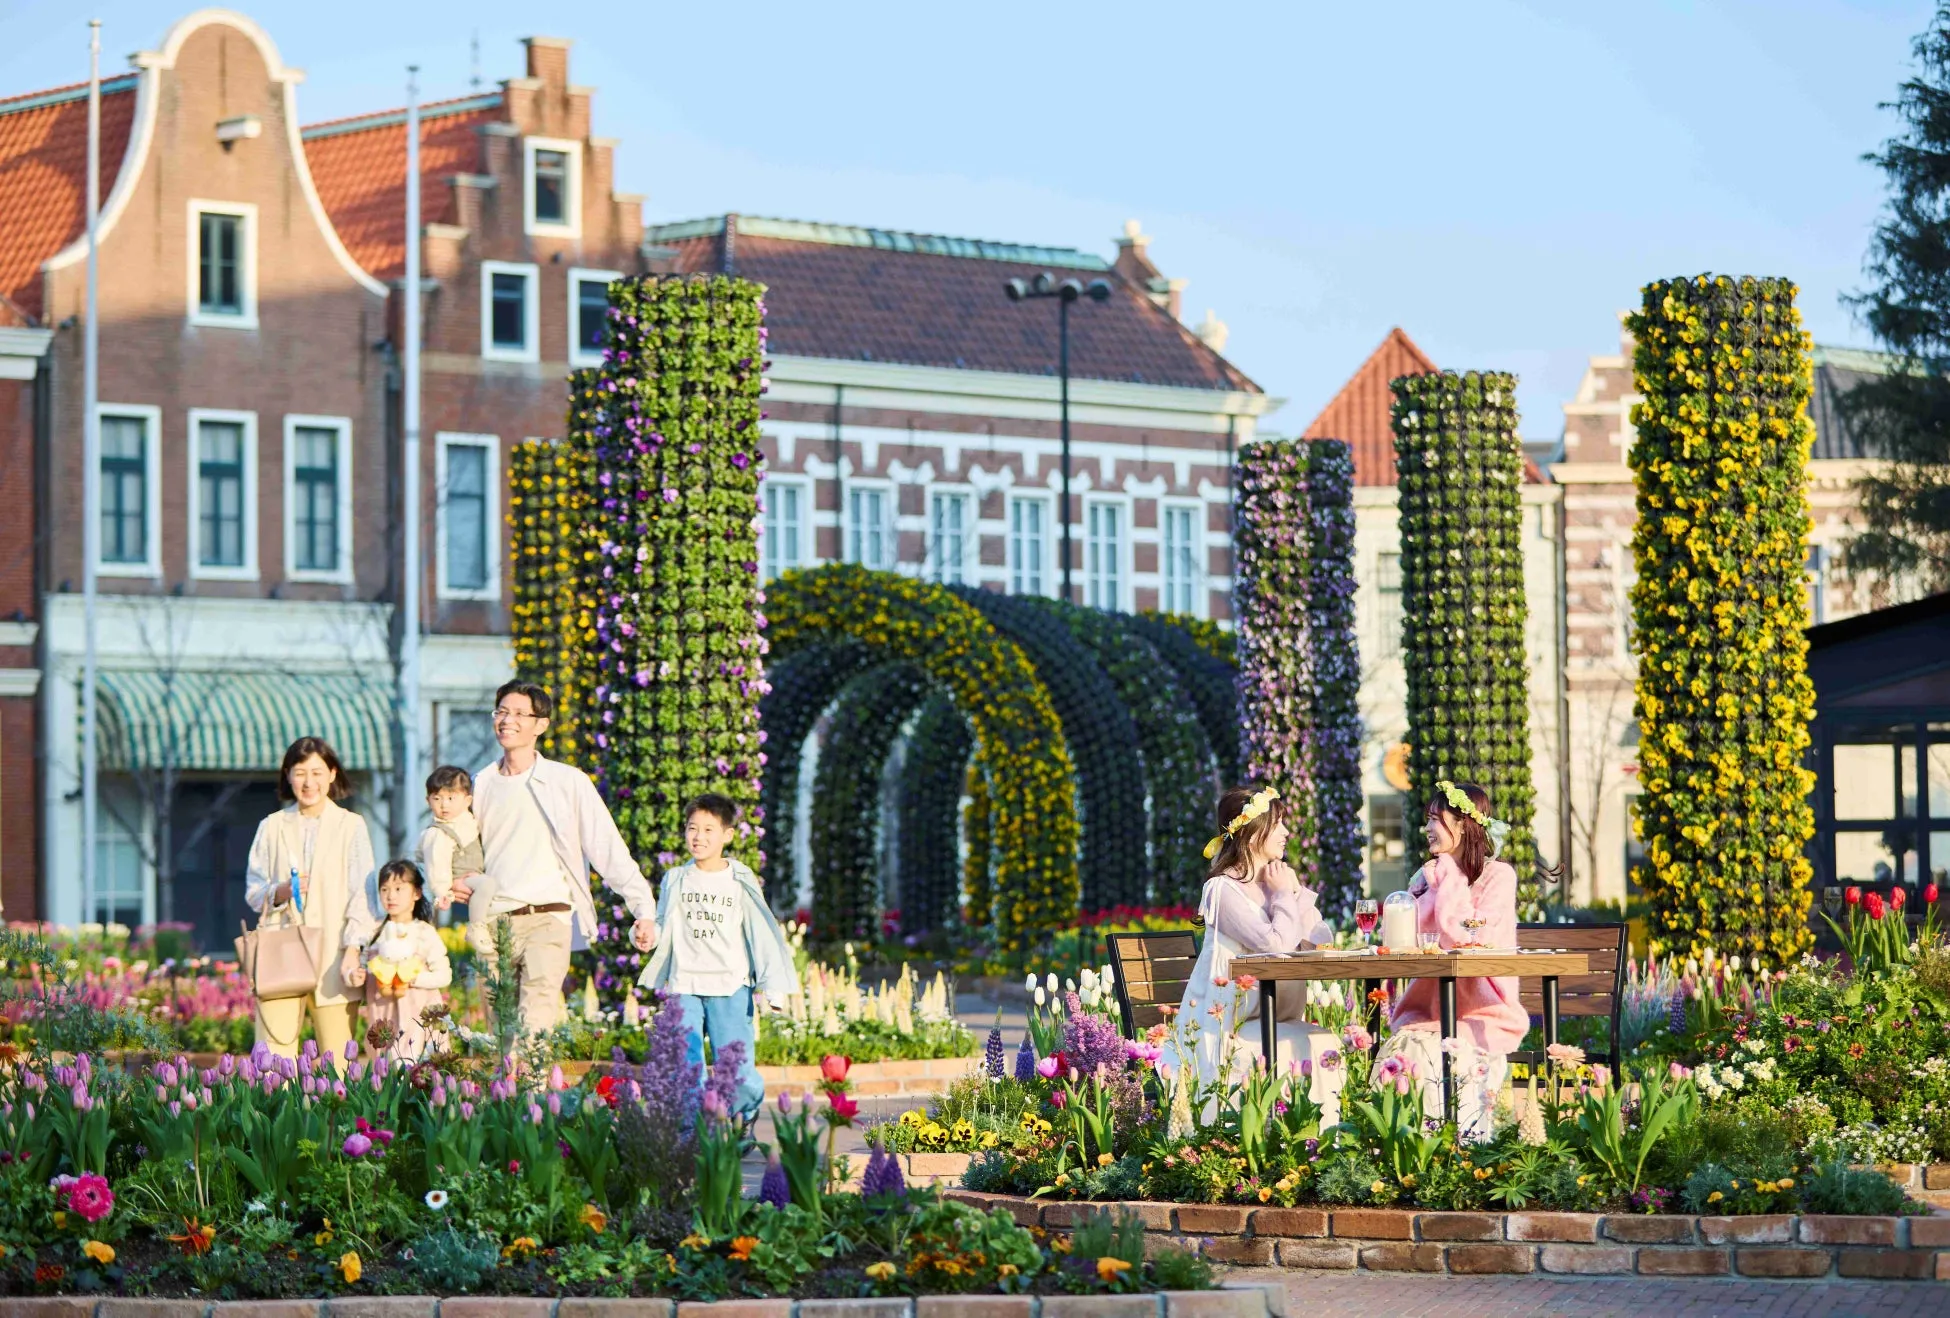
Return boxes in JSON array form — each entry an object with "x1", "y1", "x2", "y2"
[{"x1": 473, "y1": 754, "x2": 657, "y2": 942}]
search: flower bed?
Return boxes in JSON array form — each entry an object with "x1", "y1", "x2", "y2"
[
  {"x1": 4, "y1": 1288, "x2": 1285, "y2": 1316},
  {"x1": 944, "y1": 1194, "x2": 1950, "y2": 1281}
]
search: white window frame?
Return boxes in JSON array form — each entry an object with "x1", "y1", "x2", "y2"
[
  {"x1": 1159, "y1": 498, "x2": 1203, "y2": 617},
  {"x1": 185, "y1": 199, "x2": 258, "y2": 329},
  {"x1": 94, "y1": 404, "x2": 163, "y2": 579},
  {"x1": 283, "y1": 414, "x2": 355, "y2": 584},
  {"x1": 761, "y1": 476, "x2": 813, "y2": 581},
  {"x1": 185, "y1": 407, "x2": 259, "y2": 581},
  {"x1": 846, "y1": 481, "x2": 896, "y2": 570},
  {"x1": 435, "y1": 432, "x2": 502, "y2": 601},
  {"x1": 1008, "y1": 492, "x2": 1053, "y2": 598},
  {"x1": 1083, "y1": 495, "x2": 1130, "y2": 611},
  {"x1": 480, "y1": 260, "x2": 540, "y2": 364},
  {"x1": 523, "y1": 137, "x2": 582, "y2": 239},
  {"x1": 927, "y1": 486, "x2": 975, "y2": 586},
  {"x1": 1375, "y1": 550, "x2": 1404, "y2": 659},
  {"x1": 567, "y1": 266, "x2": 623, "y2": 369}
]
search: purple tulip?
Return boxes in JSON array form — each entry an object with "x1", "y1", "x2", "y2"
[
  {"x1": 547, "y1": 1092, "x2": 562, "y2": 1117},
  {"x1": 333, "y1": 1080, "x2": 347, "y2": 1101},
  {"x1": 218, "y1": 1054, "x2": 235, "y2": 1079},
  {"x1": 528, "y1": 1103, "x2": 544, "y2": 1125},
  {"x1": 343, "y1": 1133, "x2": 372, "y2": 1157},
  {"x1": 460, "y1": 1101, "x2": 475, "y2": 1120},
  {"x1": 344, "y1": 1038, "x2": 358, "y2": 1062}
]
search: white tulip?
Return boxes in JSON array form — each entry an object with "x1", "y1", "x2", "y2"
[
  {"x1": 1035, "y1": 987, "x2": 1048, "y2": 1007},
  {"x1": 1025, "y1": 973, "x2": 1038, "y2": 993},
  {"x1": 1080, "y1": 968, "x2": 1097, "y2": 988},
  {"x1": 1100, "y1": 964, "x2": 1114, "y2": 985},
  {"x1": 1729, "y1": 955, "x2": 1742, "y2": 973},
  {"x1": 1065, "y1": 977, "x2": 1076, "y2": 993},
  {"x1": 1047, "y1": 973, "x2": 1058, "y2": 993}
]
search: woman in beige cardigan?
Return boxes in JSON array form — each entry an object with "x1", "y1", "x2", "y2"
[{"x1": 243, "y1": 736, "x2": 379, "y2": 1060}]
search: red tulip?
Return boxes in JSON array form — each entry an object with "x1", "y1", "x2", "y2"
[
  {"x1": 1865, "y1": 892, "x2": 1886, "y2": 920},
  {"x1": 1926, "y1": 883, "x2": 1941, "y2": 905},
  {"x1": 819, "y1": 1055, "x2": 851, "y2": 1085},
  {"x1": 1844, "y1": 885, "x2": 1862, "y2": 906},
  {"x1": 1891, "y1": 885, "x2": 1907, "y2": 910},
  {"x1": 826, "y1": 1092, "x2": 859, "y2": 1123},
  {"x1": 594, "y1": 1075, "x2": 620, "y2": 1107}
]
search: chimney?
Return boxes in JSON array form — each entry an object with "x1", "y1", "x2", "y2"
[
  {"x1": 1193, "y1": 310, "x2": 1228, "y2": 355},
  {"x1": 524, "y1": 36, "x2": 572, "y2": 88},
  {"x1": 1113, "y1": 219, "x2": 1185, "y2": 320}
]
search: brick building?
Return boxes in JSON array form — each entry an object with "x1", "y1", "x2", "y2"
[{"x1": 0, "y1": 10, "x2": 1270, "y2": 933}]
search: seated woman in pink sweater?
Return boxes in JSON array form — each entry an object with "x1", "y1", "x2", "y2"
[{"x1": 1380, "y1": 781, "x2": 1527, "y2": 1139}]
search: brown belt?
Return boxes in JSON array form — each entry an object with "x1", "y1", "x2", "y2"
[{"x1": 502, "y1": 902, "x2": 572, "y2": 917}]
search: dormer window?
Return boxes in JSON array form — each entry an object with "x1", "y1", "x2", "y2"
[{"x1": 524, "y1": 138, "x2": 581, "y2": 238}]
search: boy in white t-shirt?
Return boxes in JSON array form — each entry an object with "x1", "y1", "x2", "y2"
[{"x1": 639, "y1": 793, "x2": 799, "y2": 1118}]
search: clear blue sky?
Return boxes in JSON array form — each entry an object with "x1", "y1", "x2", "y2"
[{"x1": 0, "y1": 0, "x2": 1931, "y2": 437}]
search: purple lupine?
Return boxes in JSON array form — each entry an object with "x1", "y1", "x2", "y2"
[
  {"x1": 704, "y1": 1040, "x2": 747, "y2": 1119},
  {"x1": 860, "y1": 1143, "x2": 906, "y2": 1198},
  {"x1": 984, "y1": 1027, "x2": 1005, "y2": 1080},
  {"x1": 1014, "y1": 1036, "x2": 1036, "y2": 1083},
  {"x1": 1668, "y1": 988, "x2": 1687, "y2": 1035}
]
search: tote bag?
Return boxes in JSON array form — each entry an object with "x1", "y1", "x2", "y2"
[{"x1": 236, "y1": 900, "x2": 323, "y2": 1001}]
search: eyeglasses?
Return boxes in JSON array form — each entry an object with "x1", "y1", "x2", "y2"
[{"x1": 493, "y1": 708, "x2": 541, "y2": 724}]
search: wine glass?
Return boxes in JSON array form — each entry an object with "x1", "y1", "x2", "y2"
[
  {"x1": 1822, "y1": 884, "x2": 1844, "y2": 917},
  {"x1": 1354, "y1": 899, "x2": 1379, "y2": 947}
]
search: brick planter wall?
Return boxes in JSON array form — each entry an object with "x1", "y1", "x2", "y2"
[
  {"x1": 1, "y1": 1285, "x2": 1288, "y2": 1318},
  {"x1": 757, "y1": 1057, "x2": 980, "y2": 1098},
  {"x1": 947, "y1": 1194, "x2": 1950, "y2": 1283}
]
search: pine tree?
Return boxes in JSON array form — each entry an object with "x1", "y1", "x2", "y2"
[{"x1": 1843, "y1": 4, "x2": 1950, "y2": 587}]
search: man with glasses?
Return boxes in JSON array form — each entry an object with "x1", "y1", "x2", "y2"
[{"x1": 452, "y1": 680, "x2": 657, "y2": 1031}]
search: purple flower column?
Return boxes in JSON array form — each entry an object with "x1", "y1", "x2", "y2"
[
  {"x1": 1232, "y1": 439, "x2": 1317, "y2": 873},
  {"x1": 1305, "y1": 440, "x2": 1366, "y2": 918}
]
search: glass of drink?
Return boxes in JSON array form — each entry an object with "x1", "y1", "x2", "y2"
[
  {"x1": 1822, "y1": 884, "x2": 1844, "y2": 917},
  {"x1": 1354, "y1": 899, "x2": 1379, "y2": 946}
]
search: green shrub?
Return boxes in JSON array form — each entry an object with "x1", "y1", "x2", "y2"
[
  {"x1": 1799, "y1": 1159, "x2": 1913, "y2": 1216},
  {"x1": 1314, "y1": 1146, "x2": 1398, "y2": 1206},
  {"x1": 409, "y1": 1225, "x2": 502, "y2": 1293}
]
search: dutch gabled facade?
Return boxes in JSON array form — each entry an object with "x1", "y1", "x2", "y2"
[{"x1": 0, "y1": 10, "x2": 1270, "y2": 935}]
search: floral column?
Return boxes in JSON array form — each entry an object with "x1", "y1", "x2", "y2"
[
  {"x1": 564, "y1": 274, "x2": 770, "y2": 1001},
  {"x1": 1391, "y1": 371, "x2": 1543, "y2": 913},
  {"x1": 1628, "y1": 276, "x2": 1817, "y2": 966}
]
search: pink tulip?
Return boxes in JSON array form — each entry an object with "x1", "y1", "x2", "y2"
[
  {"x1": 343, "y1": 1132, "x2": 372, "y2": 1157},
  {"x1": 1035, "y1": 1055, "x2": 1061, "y2": 1079},
  {"x1": 777, "y1": 1091, "x2": 795, "y2": 1115}
]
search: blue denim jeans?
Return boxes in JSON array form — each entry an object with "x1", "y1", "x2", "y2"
[{"x1": 679, "y1": 987, "x2": 765, "y2": 1118}]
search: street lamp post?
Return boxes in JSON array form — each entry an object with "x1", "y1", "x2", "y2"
[{"x1": 1006, "y1": 273, "x2": 1110, "y2": 603}]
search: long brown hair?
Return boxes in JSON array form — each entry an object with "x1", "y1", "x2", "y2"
[
  {"x1": 1426, "y1": 781, "x2": 1493, "y2": 883},
  {"x1": 1207, "y1": 785, "x2": 1289, "y2": 881}
]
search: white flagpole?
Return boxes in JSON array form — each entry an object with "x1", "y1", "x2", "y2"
[
  {"x1": 80, "y1": 18, "x2": 102, "y2": 926},
  {"x1": 401, "y1": 66, "x2": 422, "y2": 832}
]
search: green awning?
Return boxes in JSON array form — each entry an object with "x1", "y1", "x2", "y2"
[{"x1": 94, "y1": 669, "x2": 396, "y2": 773}]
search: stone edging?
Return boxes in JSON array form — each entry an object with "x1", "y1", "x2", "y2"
[
  {"x1": 0, "y1": 1284, "x2": 1286, "y2": 1318},
  {"x1": 945, "y1": 1194, "x2": 1950, "y2": 1282}
]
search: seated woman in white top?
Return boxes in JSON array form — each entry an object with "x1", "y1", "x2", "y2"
[{"x1": 1170, "y1": 785, "x2": 1345, "y2": 1126}]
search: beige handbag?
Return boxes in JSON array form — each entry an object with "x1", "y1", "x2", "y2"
[{"x1": 236, "y1": 900, "x2": 324, "y2": 1001}]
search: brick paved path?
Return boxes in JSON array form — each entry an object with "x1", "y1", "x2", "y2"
[{"x1": 1272, "y1": 1271, "x2": 1944, "y2": 1316}]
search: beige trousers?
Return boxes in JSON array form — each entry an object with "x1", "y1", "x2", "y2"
[
  {"x1": 470, "y1": 912, "x2": 573, "y2": 1033},
  {"x1": 254, "y1": 994, "x2": 356, "y2": 1064}
]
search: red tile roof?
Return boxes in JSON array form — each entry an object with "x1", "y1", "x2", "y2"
[
  {"x1": 649, "y1": 216, "x2": 1260, "y2": 395},
  {"x1": 1301, "y1": 327, "x2": 1438, "y2": 487},
  {"x1": 0, "y1": 75, "x2": 137, "y2": 324},
  {"x1": 302, "y1": 93, "x2": 504, "y2": 281}
]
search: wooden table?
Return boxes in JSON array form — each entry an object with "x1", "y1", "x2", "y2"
[{"x1": 1228, "y1": 948, "x2": 1592, "y2": 1117}]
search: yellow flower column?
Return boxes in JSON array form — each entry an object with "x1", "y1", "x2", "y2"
[{"x1": 1627, "y1": 275, "x2": 1817, "y2": 966}]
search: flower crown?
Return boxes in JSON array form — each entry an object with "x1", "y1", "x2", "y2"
[
  {"x1": 1204, "y1": 786, "x2": 1281, "y2": 860},
  {"x1": 1437, "y1": 779, "x2": 1511, "y2": 857}
]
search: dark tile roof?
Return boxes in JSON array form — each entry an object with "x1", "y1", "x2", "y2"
[
  {"x1": 1809, "y1": 346, "x2": 1892, "y2": 460},
  {"x1": 648, "y1": 215, "x2": 1259, "y2": 394}
]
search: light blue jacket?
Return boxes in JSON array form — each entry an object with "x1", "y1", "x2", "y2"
[{"x1": 639, "y1": 858, "x2": 800, "y2": 1001}]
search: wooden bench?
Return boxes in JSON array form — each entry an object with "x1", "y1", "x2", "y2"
[
  {"x1": 1510, "y1": 922, "x2": 1626, "y2": 1070},
  {"x1": 1105, "y1": 929, "x2": 1200, "y2": 1039}
]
